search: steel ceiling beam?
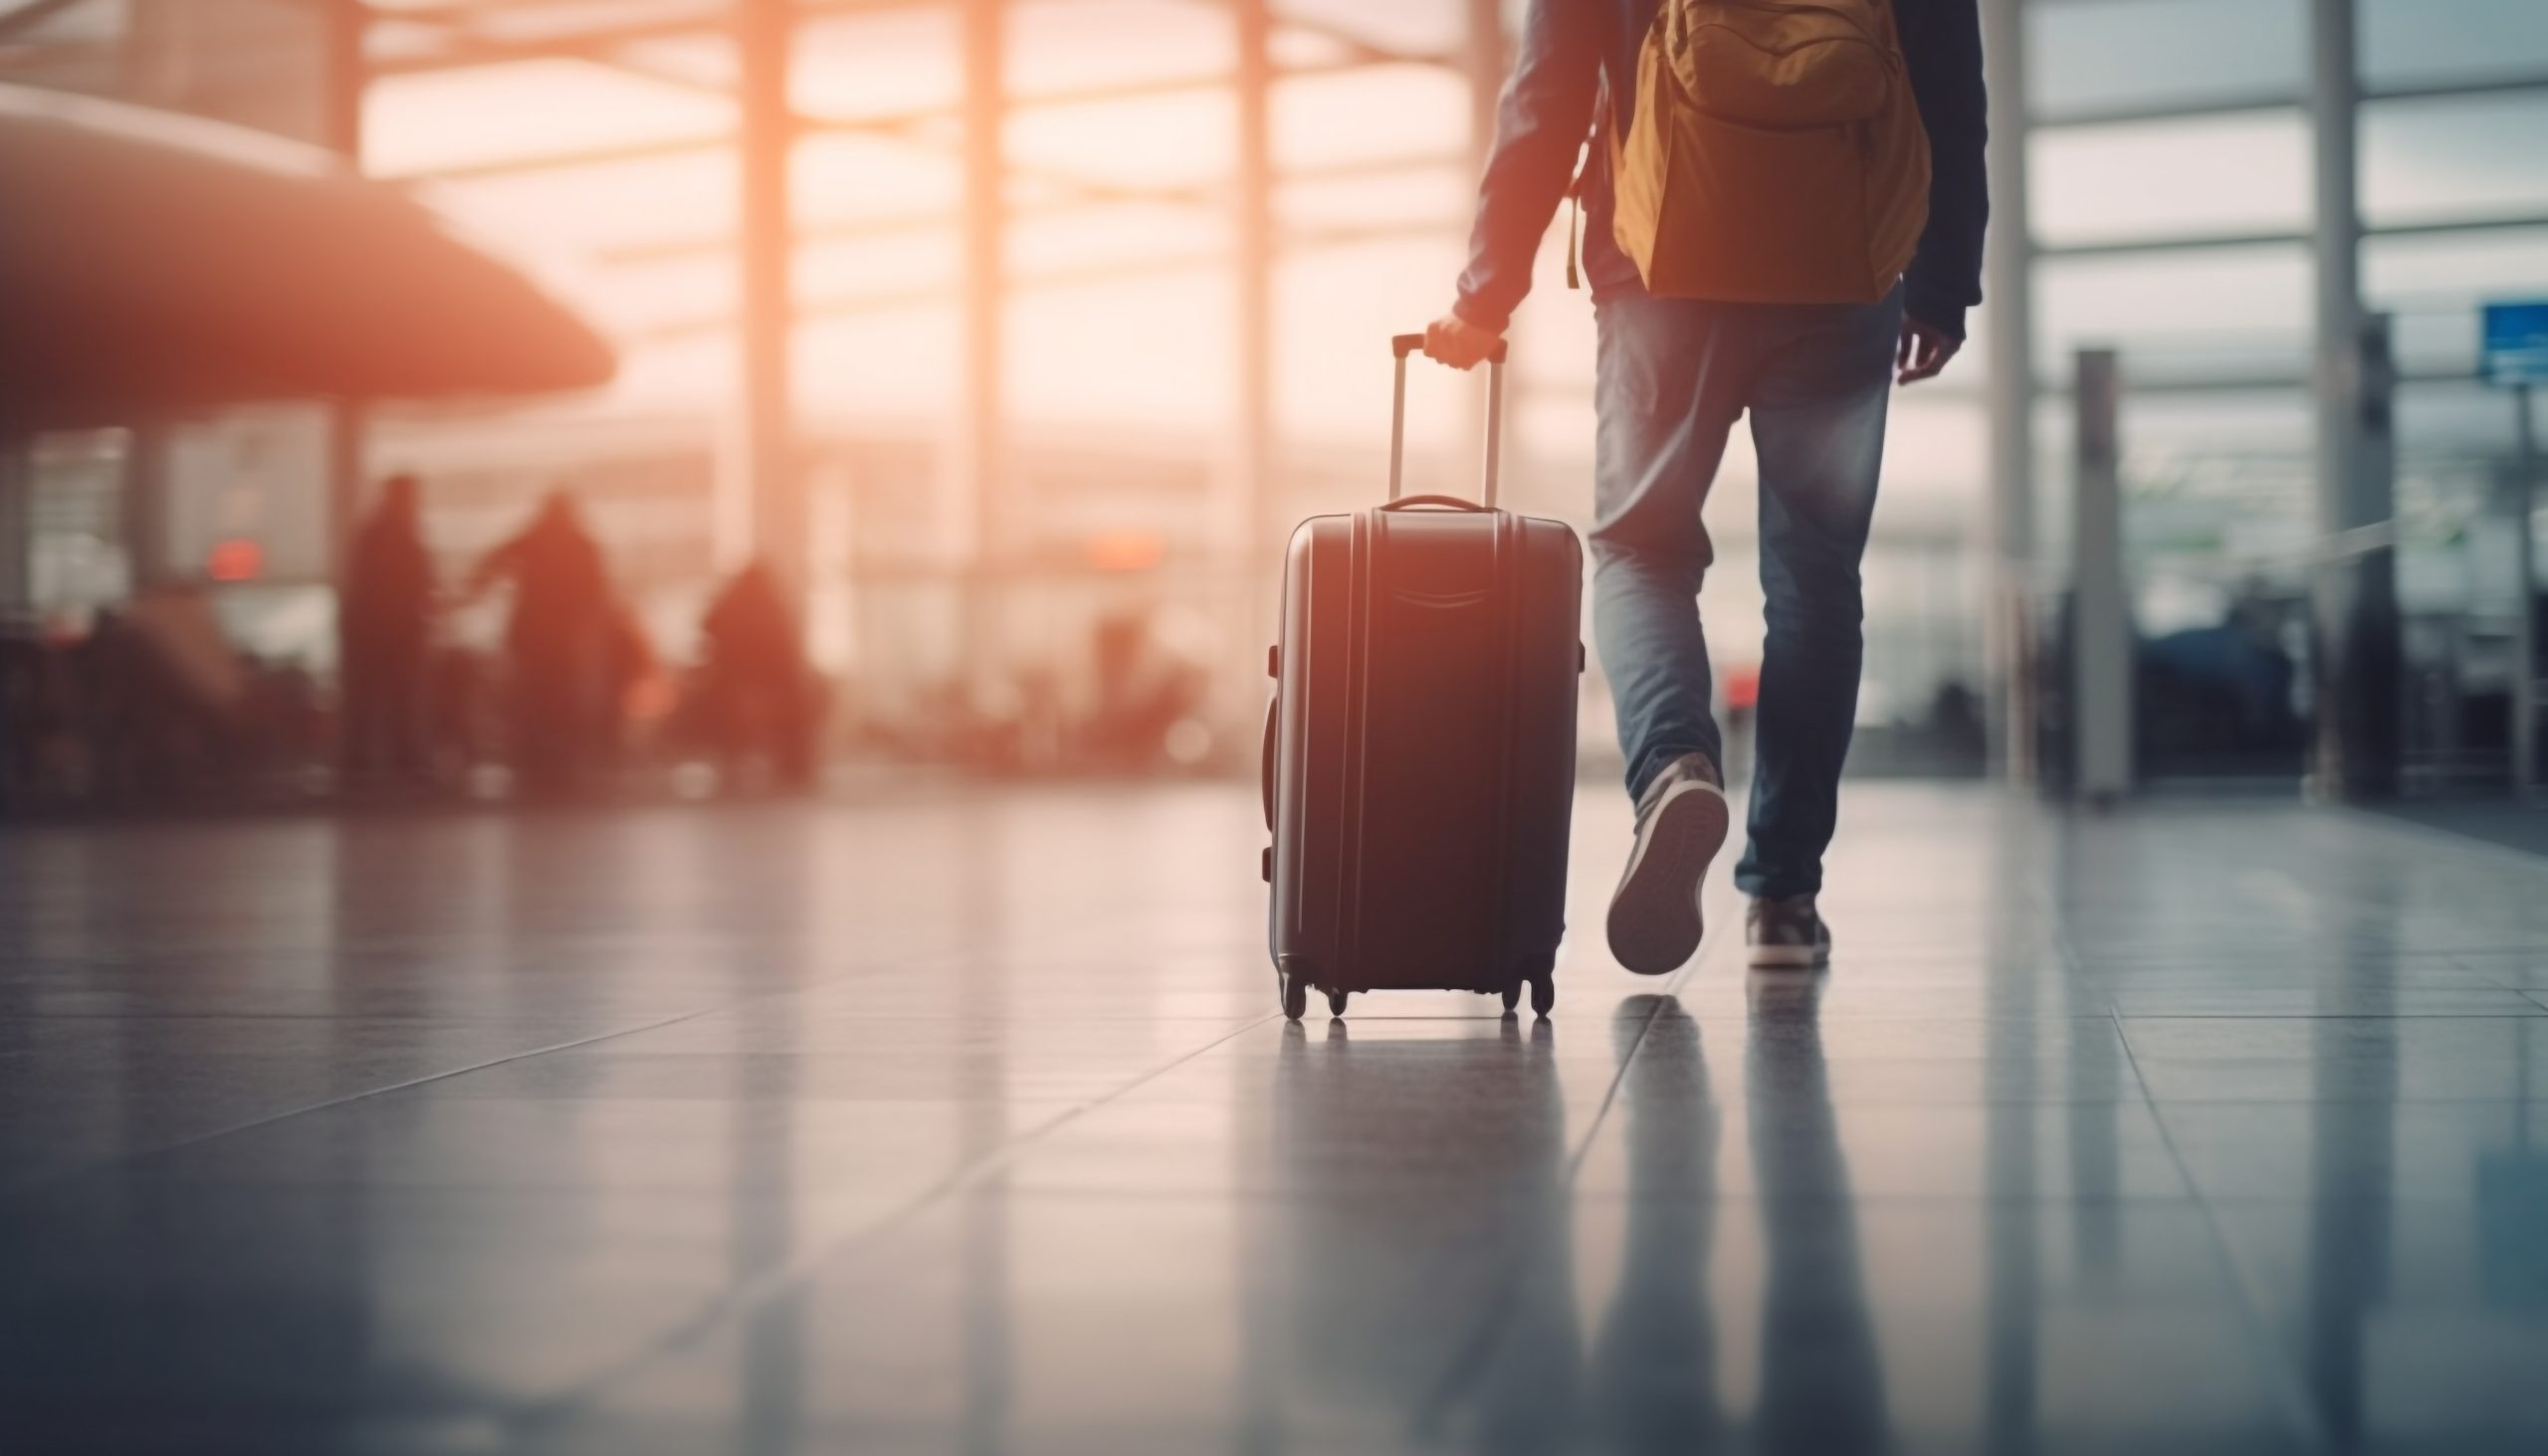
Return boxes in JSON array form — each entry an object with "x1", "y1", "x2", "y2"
[
  {"x1": 0, "y1": 0, "x2": 91, "y2": 47},
  {"x1": 629, "y1": 214, "x2": 1474, "y2": 341},
  {"x1": 2033, "y1": 67, "x2": 2548, "y2": 130},
  {"x1": 382, "y1": 49, "x2": 1444, "y2": 255},
  {"x1": 366, "y1": 1, "x2": 1447, "y2": 79},
  {"x1": 2034, "y1": 209, "x2": 2548, "y2": 261},
  {"x1": 591, "y1": 147, "x2": 1466, "y2": 265}
]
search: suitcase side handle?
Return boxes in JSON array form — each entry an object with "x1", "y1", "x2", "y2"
[{"x1": 1388, "y1": 333, "x2": 1508, "y2": 509}]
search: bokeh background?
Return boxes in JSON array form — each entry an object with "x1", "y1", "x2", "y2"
[{"x1": 3, "y1": 0, "x2": 2545, "y2": 804}]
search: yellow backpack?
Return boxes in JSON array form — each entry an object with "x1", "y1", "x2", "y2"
[{"x1": 1610, "y1": 0, "x2": 1930, "y2": 305}]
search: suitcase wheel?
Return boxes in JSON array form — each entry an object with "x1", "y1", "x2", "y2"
[
  {"x1": 1530, "y1": 974, "x2": 1557, "y2": 1018},
  {"x1": 1499, "y1": 983, "x2": 1522, "y2": 1015},
  {"x1": 1279, "y1": 968, "x2": 1308, "y2": 1021},
  {"x1": 1327, "y1": 988, "x2": 1350, "y2": 1018}
]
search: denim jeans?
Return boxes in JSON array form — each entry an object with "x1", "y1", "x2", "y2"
[{"x1": 1590, "y1": 283, "x2": 1902, "y2": 900}]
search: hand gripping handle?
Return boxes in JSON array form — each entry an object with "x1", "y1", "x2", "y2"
[{"x1": 1387, "y1": 332, "x2": 1508, "y2": 507}]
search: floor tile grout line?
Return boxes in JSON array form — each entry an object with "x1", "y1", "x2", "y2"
[
  {"x1": 2111, "y1": 1010, "x2": 2548, "y2": 1019},
  {"x1": 2108, "y1": 1007, "x2": 2334, "y2": 1454},
  {"x1": 2442, "y1": 950, "x2": 2548, "y2": 1004},
  {"x1": 0, "y1": 1006, "x2": 730, "y2": 1206},
  {"x1": 1561, "y1": 880, "x2": 1732, "y2": 1184},
  {"x1": 995, "y1": 1186, "x2": 2268, "y2": 1208},
  {"x1": 2336, "y1": 801, "x2": 2548, "y2": 876},
  {"x1": 508, "y1": 1009, "x2": 1286, "y2": 1440},
  {"x1": 0, "y1": 922, "x2": 1168, "y2": 1204},
  {"x1": 2057, "y1": 854, "x2": 2334, "y2": 1450}
]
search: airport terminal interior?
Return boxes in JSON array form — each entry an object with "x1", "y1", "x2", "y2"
[{"x1": 5, "y1": 0, "x2": 2548, "y2": 1452}]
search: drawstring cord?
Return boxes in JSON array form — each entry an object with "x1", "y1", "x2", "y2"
[
  {"x1": 1566, "y1": 184, "x2": 1581, "y2": 290},
  {"x1": 1565, "y1": 153, "x2": 1586, "y2": 291}
]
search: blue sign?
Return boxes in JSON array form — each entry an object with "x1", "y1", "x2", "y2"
[{"x1": 2483, "y1": 301, "x2": 2548, "y2": 386}]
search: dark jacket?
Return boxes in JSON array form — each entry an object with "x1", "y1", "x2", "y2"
[{"x1": 1453, "y1": 0, "x2": 1989, "y2": 338}]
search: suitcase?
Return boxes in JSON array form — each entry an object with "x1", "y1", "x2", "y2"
[{"x1": 1261, "y1": 332, "x2": 1585, "y2": 1021}]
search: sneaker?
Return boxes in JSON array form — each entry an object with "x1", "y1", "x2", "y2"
[
  {"x1": 1746, "y1": 895, "x2": 1831, "y2": 969},
  {"x1": 1605, "y1": 753, "x2": 1730, "y2": 975}
]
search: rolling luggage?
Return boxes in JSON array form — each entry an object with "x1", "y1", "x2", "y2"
[{"x1": 1261, "y1": 333, "x2": 1585, "y2": 1021}]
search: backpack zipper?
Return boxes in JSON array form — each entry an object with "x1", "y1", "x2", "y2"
[
  {"x1": 1713, "y1": 0, "x2": 1882, "y2": 30},
  {"x1": 1678, "y1": 0, "x2": 1884, "y2": 55},
  {"x1": 1679, "y1": 22, "x2": 1888, "y2": 64}
]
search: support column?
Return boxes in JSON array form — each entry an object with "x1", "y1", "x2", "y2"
[
  {"x1": 738, "y1": 0, "x2": 800, "y2": 596},
  {"x1": 2071, "y1": 349, "x2": 2131, "y2": 803},
  {"x1": 120, "y1": 425, "x2": 171, "y2": 592},
  {"x1": 1982, "y1": 0, "x2": 2035, "y2": 784},
  {"x1": 1232, "y1": 0, "x2": 1273, "y2": 714},
  {"x1": 0, "y1": 440, "x2": 30, "y2": 618},
  {"x1": 2308, "y1": 0, "x2": 2399, "y2": 800},
  {"x1": 321, "y1": 0, "x2": 368, "y2": 596},
  {"x1": 1463, "y1": 0, "x2": 1506, "y2": 496},
  {"x1": 2514, "y1": 384, "x2": 2540, "y2": 793},
  {"x1": 1465, "y1": 0, "x2": 1504, "y2": 185},
  {"x1": 957, "y1": 0, "x2": 1004, "y2": 687}
]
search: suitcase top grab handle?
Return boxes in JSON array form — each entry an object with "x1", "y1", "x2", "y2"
[
  {"x1": 1379, "y1": 494, "x2": 1490, "y2": 513},
  {"x1": 1389, "y1": 333, "x2": 1509, "y2": 362},
  {"x1": 1387, "y1": 332, "x2": 1507, "y2": 509}
]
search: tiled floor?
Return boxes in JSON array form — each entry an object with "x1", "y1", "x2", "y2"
[{"x1": 3, "y1": 782, "x2": 2547, "y2": 1454}]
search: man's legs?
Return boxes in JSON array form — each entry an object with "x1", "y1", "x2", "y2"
[
  {"x1": 1733, "y1": 290, "x2": 1900, "y2": 902},
  {"x1": 1590, "y1": 292, "x2": 1746, "y2": 801},
  {"x1": 1592, "y1": 293, "x2": 1754, "y2": 973}
]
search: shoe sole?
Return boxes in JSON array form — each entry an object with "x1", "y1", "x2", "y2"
[
  {"x1": 1746, "y1": 942, "x2": 1829, "y2": 969},
  {"x1": 1605, "y1": 779, "x2": 1730, "y2": 975}
]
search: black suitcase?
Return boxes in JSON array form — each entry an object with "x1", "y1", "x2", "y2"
[{"x1": 1261, "y1": 333, "x2": 1584, "y2": 1020}]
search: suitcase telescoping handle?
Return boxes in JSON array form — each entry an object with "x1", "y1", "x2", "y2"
[{"x1": 1387, "y1": 331, "x2": 1508, "y2": 509}]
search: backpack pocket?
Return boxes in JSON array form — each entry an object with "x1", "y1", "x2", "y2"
[
  {"x1": 1678, "y1": 23, "x2": 1890, "y2": 127},
  {"x1": 1638, "y1": 107, "x2": 1879, "y2": 304}
]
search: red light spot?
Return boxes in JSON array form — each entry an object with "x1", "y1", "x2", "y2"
[
  {"x1": 1083, "y1": 531, "x2": 1164, "y2": 573},
  {"x1": 1724, "y1": 664, "x2": 1761, "y2": 711},
  {"x1": 206, "y1": 538, "x2": 264, "y2": 582}
]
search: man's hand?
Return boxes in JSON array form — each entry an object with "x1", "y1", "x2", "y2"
[
  {"x1": 1896, "y1": 315, "x2": 1962, "y2": 385},
  {"x1": 1423, "y1": 312, "x2": 1504, "y2": 371}
]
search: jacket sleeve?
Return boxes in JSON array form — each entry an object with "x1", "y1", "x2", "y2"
[
  {"x1": 1452, "y1": 0, "x2": 1605, "y2": 333},
  {"x1": 1896, "y1": 0, "x2": 1990, "y2": 339}
]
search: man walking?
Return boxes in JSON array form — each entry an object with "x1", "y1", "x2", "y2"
[
  {"x1": 1424, "y1": 0, "x2": 1987, "y2": 972},
  {"x1": 340, "y1": 474, "x2": 438, "y2": 785}
]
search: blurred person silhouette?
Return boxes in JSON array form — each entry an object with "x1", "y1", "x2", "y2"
[
  {"x1": 1423, "y1": 0, "x2": 1988, "y2": 974},
  {"x1": 468, "y1": 491, "x2": 614, "y2": 796},
  {"x1": 338, "y1": 473, "x2": 437, "y2": 785},
  {"x1": 1919, "y1": 677, "x2": 1988, "y2": 770},
  {"x1": 697, "y1": 560, "x2": 816, "y2": 789},
  {"x1": 599, "y1": 597, "x2": 659, "y2": 771},
  {"x1": 1086, "y1": 605, "x2": 1208, "y2": 769}
]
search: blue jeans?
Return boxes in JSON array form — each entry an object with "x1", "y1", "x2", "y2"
[{"x1": 1591, "y1": 284, "x2": 1902, "y2": 900}]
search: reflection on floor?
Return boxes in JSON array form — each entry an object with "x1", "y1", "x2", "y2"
[{"x1": 3, "y1": 782, "x2": 2547, "y2": 1454}]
